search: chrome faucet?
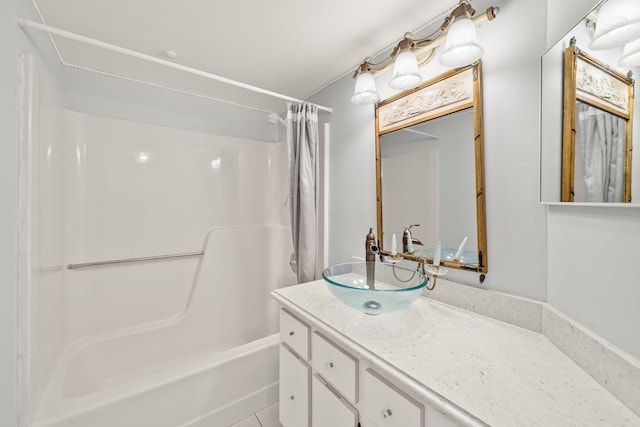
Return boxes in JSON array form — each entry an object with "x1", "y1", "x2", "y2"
[{"x1": 402, "y1": 224, "x2": 423, "y2": 253}]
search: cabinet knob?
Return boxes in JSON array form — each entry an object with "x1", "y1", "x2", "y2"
[
  {"x1": 289, "y1": 331, "x2": 294, "y2": 336},
  {"x1": 381, "y1": 408, "x2": 392, "y2": 420},
  {"x1": 325, "y1": 362, "x2": 334, "y2": 368},
  {"x1": 288, "y1": 395, "x2": 295, "y2": 400}
]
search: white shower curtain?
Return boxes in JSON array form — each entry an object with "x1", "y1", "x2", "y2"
[
  {"x1": 287, "y1": 102, "x2": 318, "y2": 283},
  {"x1": 575, "y1": 101, "x2": 626, "y2": 202}
]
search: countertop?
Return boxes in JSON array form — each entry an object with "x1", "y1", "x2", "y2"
[{"x1": 272, "y1": 280, "x2": 640, "y2": 427}]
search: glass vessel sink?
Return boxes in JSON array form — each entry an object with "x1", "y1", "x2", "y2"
[{"x1": 321, "y1": 262, "x2": 427, "y2": 315}]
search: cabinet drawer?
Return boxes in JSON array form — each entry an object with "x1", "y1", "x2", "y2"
[
  {"x1": 312, "y1": 332, "x2": 358, "y2": 403},
  {"x1": 280, "y1": 309, "x2": 310, "y2": 360},
  {"x1": 361, "y1": 369, "x2": 423, "y2": 427},
  {"x1": 279, "y1": 345, "x2": 310, "y2": 427},
  {"x1": 312, "y1": 374, "x2": 358, "y2": 427}
]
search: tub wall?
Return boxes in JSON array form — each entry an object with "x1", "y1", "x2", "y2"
[
  {"x1": 18, "y1": 54, "x2": 68, "y2": 426},
  {"x1": 23, "y1": 60, "x2": 296, "y2": 424},
  {"x1": 62, "y1": 111, "x2": 291, "y2": 342}
]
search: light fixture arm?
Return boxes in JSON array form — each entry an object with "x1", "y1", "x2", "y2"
[{"x1": 352, "y1": 4, "x2": 499, "y2": 80}]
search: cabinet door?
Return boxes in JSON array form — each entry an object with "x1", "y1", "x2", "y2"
[
  {"x1": 280, "y1": 309, "x2": 310, "y2": 360},
  {"x1": 279, "y1": 345, "x2": 310, "y2": 427},
  {"x1": 361, "y1": 368, "x2": 423, "y2": 427},
  {"x1": 312, "y1": 375, "x2": 358, "y2": 427},
  {"x1": 312, "y1": 332, "x2": 358, "y2": 403}
]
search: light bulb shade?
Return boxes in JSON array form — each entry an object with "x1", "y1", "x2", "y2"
[
  {"x1": 351, "y1": 71, "x2": 380, "y2": 105},
  {"x1": 440, "y1": 16, "x2": 484, "y2": 68},
  {"x1": 390, "y1": 49, "x2": 422, "y2": 90},
  {"x1": 590, "y1": 0, "x2": 640, "y2": 50},
  {"x1": 619, "y1": 38, "x2": 640, "y2": 66}
]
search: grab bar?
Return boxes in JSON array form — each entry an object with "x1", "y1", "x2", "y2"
[{"x1": 67, "y1": 251, "x2": 204, "y2": 270}]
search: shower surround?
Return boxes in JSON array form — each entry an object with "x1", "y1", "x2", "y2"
[{"x1": 19, "y1": 55, "x2": 295, "y2": 426}]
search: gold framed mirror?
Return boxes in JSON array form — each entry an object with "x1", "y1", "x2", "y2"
[
  {"x1": 561, "y1": 40, "x2": 634, "y2": 203},
  {"x1": 375, "y1": 63, "x2": 487, "y2": 273}
]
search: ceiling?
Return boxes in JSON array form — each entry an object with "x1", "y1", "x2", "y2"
[{"x1": 31, "y1": 0, "x2": 461, "y2": 113}]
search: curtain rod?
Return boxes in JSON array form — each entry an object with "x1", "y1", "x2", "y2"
[{"x1": 17, "y1": 18, "x2": 333, "y2": 114}]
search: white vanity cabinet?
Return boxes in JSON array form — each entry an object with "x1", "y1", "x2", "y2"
[
  {"x1": 279, "y1": 309, "x2": 311, "y2": 427},
  {"x1": 311, "y1": 374, "x2": 358, "y2": 427},
  {"x1": 360, "y1": 368, "x2": 423, "y2": 427},
  {"x1": 274, "y1": 281, "x2": 640, "y2": 427},
  {"x1": 311, "y1": 332, "x2": 358, "y2": 403},
  {"x1": 278, "y1": 308, "x2": 454, "y2": 427},
  {"x1": 279, "y1": 344, "x2": 310, "y2": 427}
]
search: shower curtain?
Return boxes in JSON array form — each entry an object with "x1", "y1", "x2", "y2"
[
  {"x1": 287, "y1": 102, "x2": 319, "y2": 283},
  {"x1": 575, "y1": 100, "x2": 626, "y2": 202}
]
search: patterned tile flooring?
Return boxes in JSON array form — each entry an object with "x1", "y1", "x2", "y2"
[{"x1": 228, "y1": 402, "x2": 282, "y2": 427}]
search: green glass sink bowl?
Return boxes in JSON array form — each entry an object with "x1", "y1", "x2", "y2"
[{"x1": 321, "y1": 262, "x2": 427, "y2": 315}]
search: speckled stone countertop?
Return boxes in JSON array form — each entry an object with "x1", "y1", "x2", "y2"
[{"x1": 272, "y1": 280, "x2": 640, "y2": 427}]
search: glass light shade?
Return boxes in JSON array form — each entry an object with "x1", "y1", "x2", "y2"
[
  {"x1": 351, "y1": 71, "x2": 380, "y2": 105},
  {"x1": 440, "y1": 16, "x2": 484, "y2": 68},
  {"x1": 590, "y1": 0, "x2": 640, "y2": 50},
  {"x1": 390, "y1": 49, "x2": 422, "y2": 90},
  {"x1": 619, "y1": 38, "x2": 640, "y2": 66}
]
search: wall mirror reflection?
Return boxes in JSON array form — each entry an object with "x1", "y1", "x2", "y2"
[
  {"x1": 561, "y1": 41, "x2": 634, "y2": 202},
  {"x1": 375, "y1": 64, "x2": 487, "y2": 273},
  {"x1": 540, "y1": 0, "x2": 640, "y2": 205}
]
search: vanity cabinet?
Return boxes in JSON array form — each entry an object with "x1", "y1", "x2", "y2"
[
  {"x1": 280, "y1": 308, "x2": 310, "y2": 360},
  {"x1": 312, "y1": 374, "x2": 358, "y2": 427},
  {"x1": 278, "y1": 308, "x2": 452, "y2": 427},
  {"x1": 311, "y1": 332, "x2": 358, "y2": 403},
  {"x1": 279, "y1": 344, "x2": 310, "y2": 427},
  {"x1": 360, "y1": 368, "x2": 423, "y2": 427},
  {"x1": 279, "y1": 309, "x2": 311, "y2": 427}
]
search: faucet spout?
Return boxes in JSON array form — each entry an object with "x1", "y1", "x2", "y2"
[
  {"x1": 365, "y1": 228, "x2": 378, "y2": 289},
  {"x1": 402, "y1": 224, "x2": 420, "y2": 253}
]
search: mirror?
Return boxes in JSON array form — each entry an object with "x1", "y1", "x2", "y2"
[
  {"x1": 561, "y1": 41, "x2": 634, "y2": 202},
  {"x1": 540, "y1": 0, "x2": 640, "y2": 204},
  {"x1": 375, "y1": 64, "x2": 488, "y2": 273}
]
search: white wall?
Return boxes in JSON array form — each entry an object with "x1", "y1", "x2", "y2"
[
  {"x1": 546, "y1": 0, "x2": 640, "y2": 359},
  {"x1": 310, "y1": 0, "x2": 639, "y2": 360},
  {"x1": 3, "y1": 0, "x2": 66, "y2": 424},
  {"x1": 309, "y1": 0, "x2": 548, "y2": 297},
  {"x1": 1, "y1": 2, "x2": 19, "y2": 425}
]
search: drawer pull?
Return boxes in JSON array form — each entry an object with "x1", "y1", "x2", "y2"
[
  {"x1": 288, "y1": 395, "x2": 295, "y2": 400},
  {"x1": 289, "y1": 331, "x2": 295, "y2": 336},
  {"x1": 381, "y1": 408, "x2": 392, "y2": 420},
  {"x1": 325, "y1": 362, "x2": 334, "y2": 368}
]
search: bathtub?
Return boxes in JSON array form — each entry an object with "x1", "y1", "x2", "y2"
[{"x1": 33, "y1": 225, "x2": 295, "y2": 427}]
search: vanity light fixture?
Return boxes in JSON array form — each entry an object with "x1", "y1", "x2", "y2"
[
  {"x1": 351, "y1": 0, "x2": 499, "y2": 105},
  {"x1": 619, "y1": 38, "x2": 640, "y2": 66},
  {"x1": 589, "y1": 0, "x2": 640, "y2": 50}
]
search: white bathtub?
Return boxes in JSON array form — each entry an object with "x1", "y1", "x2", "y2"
[
  {"x1": 34, "y1": 334, "x2": 279, "y2": 427},
  {"x1": 33, "y1": 226, "x2": 294, "y2": 427}
]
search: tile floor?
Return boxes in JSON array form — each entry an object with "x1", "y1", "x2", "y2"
[{"x1": 229, "y1": 402, "x2": 282, "y2": 427}]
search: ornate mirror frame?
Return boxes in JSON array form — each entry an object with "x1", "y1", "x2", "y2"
[
  {"x1": 561, "y1": 40, "x2": 635, "y2": 202},
  {"x1": 375, "y1": 62, "x2": 488, "y2": 273}
]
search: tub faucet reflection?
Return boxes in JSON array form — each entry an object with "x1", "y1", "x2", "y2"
[{"x1": 402, "y1": 224, "x2": 423, "y2": 253}]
